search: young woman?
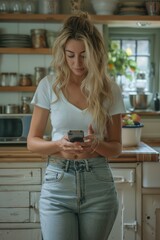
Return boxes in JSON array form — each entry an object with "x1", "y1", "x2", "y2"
[{"x1": 27, "y1": 12, "x2": 125, "y2": 240}]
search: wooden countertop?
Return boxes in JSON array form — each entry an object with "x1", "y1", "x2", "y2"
[
  {"x1": 109, "y1": 142, "x2": 159, "y2": 163},
  {"x1": 0, "y1": 142, "x2": 159, "y2": 163}
]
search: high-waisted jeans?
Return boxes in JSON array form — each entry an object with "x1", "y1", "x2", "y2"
[{"x1": 39, "y1": 156, "x2": 118, "y2": 240}]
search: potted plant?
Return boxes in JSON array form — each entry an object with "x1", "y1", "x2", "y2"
[{"x1": 107, "y1": 41, "x2": 137, "y2": 81}]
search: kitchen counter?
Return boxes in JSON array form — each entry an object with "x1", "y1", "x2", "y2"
[
  {"x1": 0, "y1": 142, "x2": 159, "y2": 163},
  {"x1": 109, "y1": 142, "x2": 159, "y2": 163}
]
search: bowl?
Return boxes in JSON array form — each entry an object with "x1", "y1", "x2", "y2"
[
  {"x1": 122, "y1": 124, "x2": 144, "y2": 147},
  {"x1": 90, "y1": 0, "x2": 118, "y2": 15},
  {"x1": 129, "y1": 92, "x2": 153, "y2": 109}
]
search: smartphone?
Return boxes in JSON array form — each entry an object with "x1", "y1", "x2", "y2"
[{"x1": 68, "y1": 130, "x2": 84, "y2": 142}]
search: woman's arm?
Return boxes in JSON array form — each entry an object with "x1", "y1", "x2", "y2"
[
  {"x1": 27, "y1": 106, "x2": 62, "y2": 155},
  {"x1": 27, "y1": 105, "x2": 84, "y2": 155},
  {"x1": 94, "y1": 114, "x2": 122, "y2": 158}
]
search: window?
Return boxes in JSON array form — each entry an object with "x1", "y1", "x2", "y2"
[
  {"x1": 105, "y1": 27, "x2": 160, "y2": 96},
  {"x1": 110, "y1": 38, "x2": 150, "y2": 93}
]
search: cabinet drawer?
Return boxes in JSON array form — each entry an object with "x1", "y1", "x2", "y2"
[
  {"x1": 111, "y1": 168, "x2": 135, "y2": 184},
  {"x1": 0, "y1": 192, "x2": 29, "y2": 207},
  {"x1": 0, "y1": 229, "x2": 41, "y2": 240},
  {"x1": 0, "y1": 168, "x2": 41, "y2": 185},
  {"x1": 0, "y1": 208, "x2": 29, "y2": 223}
]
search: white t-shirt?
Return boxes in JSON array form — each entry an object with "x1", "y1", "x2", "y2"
[{"x1": 31, "y1": 75, "x2": 126, "y2": 140}]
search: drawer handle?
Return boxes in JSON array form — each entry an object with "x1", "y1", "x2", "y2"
[{"x1": 0, "y1": 174, "x2": 24, "y2": 178}]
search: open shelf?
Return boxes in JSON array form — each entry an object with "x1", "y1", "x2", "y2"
[
  {"x1": 0, "y1": 86, "x2": 36, "y2": 92},
  {"x1": 0, "y1": 14, "x2": 160, "y2": 27},
  {"x1": 0, "y1": 48, "x2": 52, "y2": 54}
]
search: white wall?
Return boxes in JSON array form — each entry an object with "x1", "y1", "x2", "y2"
[{"x1": 141, "y1": 118, "x2": 160, "y2": 138}]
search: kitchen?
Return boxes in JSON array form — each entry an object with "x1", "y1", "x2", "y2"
[{"x1": 0, "y1": 0, "x2": 160, "y2": 240}]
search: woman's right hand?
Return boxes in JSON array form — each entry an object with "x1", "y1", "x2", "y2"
[{"x1": 58, "y1": 136, "x2": 84, "y2": 154}]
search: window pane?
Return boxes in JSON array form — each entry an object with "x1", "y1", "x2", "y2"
[
  {"x1": 137, "y1": 40, "x2": 150, "y2": 55},
  {"x1": 122, "y1": 40, "x2": 136, "y2": 55},
  {"x1": 137, "y1": 57, "x2": 150, "y2": 72}
]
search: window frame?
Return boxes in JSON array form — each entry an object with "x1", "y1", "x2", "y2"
[{"x1": 103, "y1": 26, "x2": 160, "y2": 94}]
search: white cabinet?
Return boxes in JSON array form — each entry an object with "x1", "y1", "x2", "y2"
[
  {"x1": 0, "y1": 161, "x2": 45, "y2": 240},
  {"x1": 0, "y1": 229, "x2": 42, "y2": 240},
  {"x1": 0, "y1": 160, "x2": 142, "y2": 240},
  {"x1": 109, "y1": 163, "x2": 141, "y2": 240},
  {"x1": 143, "y1": 195, "x2": 160, "y2": 240},
  {"x1": 142, "y1": 162, "x2": 160, "y2": 240}
]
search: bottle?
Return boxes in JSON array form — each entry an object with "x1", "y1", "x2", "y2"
[{"x1": 154, "y1": 93, "x2": 160, "y2": 111}]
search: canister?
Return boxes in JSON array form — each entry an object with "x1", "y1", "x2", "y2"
[
  {"x1": 34, "y1": 67, "x2": 46, "y2": 85},
  {"x1": 31, "y1": 29, "x2": 46, "y2": 48},
  {"x1": 21, "y1": 96, "x2": 31, "y2": 114},
  {"x1": 19, "y1": 74, "x2": 32, "y2": 86},
  {"x1": 38, "y1": 0, "x2": 59, "y2": 14},
  {"x1": 0, "y1": 72, "x2": 9, "y2": 86}
]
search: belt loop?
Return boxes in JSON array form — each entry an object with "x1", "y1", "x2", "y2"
[
  {"x1": 64, "y1": 160, "x2": 70, "y2": 172},
  {"x1": 47, "y1": 156, "x2": 50, "y2": 166},
  {"x1": 84, "y1": 159, "x2": 89, "y2": 171}
]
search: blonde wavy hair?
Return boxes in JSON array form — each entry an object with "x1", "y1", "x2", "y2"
[{"x1": 51, "y1": 12, "x2": 113, "y2": 139}]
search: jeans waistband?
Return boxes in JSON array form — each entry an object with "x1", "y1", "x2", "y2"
[{"x1": 48, "y1": 156, "x2": 107, "y2": 172}]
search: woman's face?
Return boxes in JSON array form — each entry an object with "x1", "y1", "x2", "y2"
[{"x1": 65, "y1": 39, "x2": 87, "y2": 78}]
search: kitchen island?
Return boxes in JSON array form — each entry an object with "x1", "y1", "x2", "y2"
[{"x1": 0, "y1": 142, "x2": 159, "y2": 240}]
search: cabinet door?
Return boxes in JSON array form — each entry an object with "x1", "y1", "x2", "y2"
[
  {"x1": 143, "y1": 195, "x2": 160, "y2": 240},
  {"x1": 109, "y1": 168, "x2": 137, "y2": 240},
  {"x1": 0, "y1": 191, "x2": 29, "y2": 223},
  {"x1": 0, "y1": 229, "x2": 42, "y2": 240},
  {"x1": 30, "y1": 192, "x2": 40, "y2": 223}
]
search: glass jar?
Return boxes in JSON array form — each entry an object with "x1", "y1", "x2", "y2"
[
  {"x1": 31, "y1": 29, "x2": 46, "y2": 48},
  {"x1": 10, "y1": 0, "x2": 23, "y2": 13},
  {"x1": 21, "y1": 96, "x2": 31, "y2": 113},
  {"x1": 23, "y1": 0, "x2": 36, "y2": 13},
  {"x1": 0, "y1": 0, "x2": 9, "y2": 13},
  {"x1": 48, "y1": 66, "x2": 55, "y2": 76},
  {"x1": 0, "y1": 72, "x2": 9, "y2": 86},
  {"x1": 38, "y1": 0, "x2": 59, "y2": 14},
  {"x1": 34, "y1": 67, "x2": 46, "y2": 85},
  {"x1": 9, "y1": 72, "x2": 18, "y2": 86},
  {"x1": 19, "y1": 74, "x2": 32, "y2": 86}
]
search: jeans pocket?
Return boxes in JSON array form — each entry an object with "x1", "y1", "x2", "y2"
[{"x1": 44, "y1": 165, "x2": 64, "y2": 183}]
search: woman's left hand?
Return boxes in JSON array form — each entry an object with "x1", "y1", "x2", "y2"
[{"x1": 82, "y1": 124, "x2": 99, "y2": 153}]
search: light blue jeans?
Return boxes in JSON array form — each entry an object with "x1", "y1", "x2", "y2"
[{"x1": 39, "y1": 156, "x2": 118, "y2": 240}]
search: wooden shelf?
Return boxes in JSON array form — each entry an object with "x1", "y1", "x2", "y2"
[
  {"x1": 0, "y1": 13, "x2": 160, "y2": 27},
  {"x1": 0, "y1": 48, "x2": 52, "y2": 54},
  {"x1": 0, "y1": 86, "x2": 36, "y2": 92}
]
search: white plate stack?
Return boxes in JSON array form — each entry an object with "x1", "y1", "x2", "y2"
[{"x1": 0, "y1": 34, "x2": 32, "y2": 48}]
